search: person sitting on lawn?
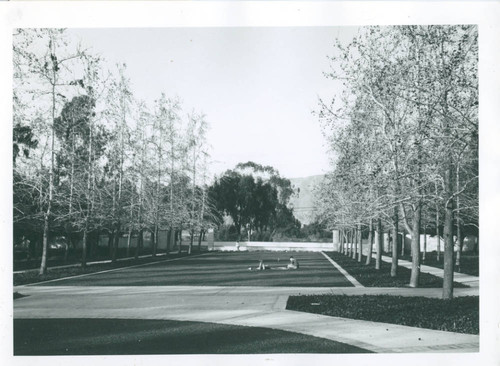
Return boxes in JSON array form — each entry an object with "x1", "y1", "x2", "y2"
[
  {"x1": 287, "y1": 256, "x2": 299, "y2": 270},
  {"x1": 248, "y1": 260, "x2": 270, "y2": 271}
]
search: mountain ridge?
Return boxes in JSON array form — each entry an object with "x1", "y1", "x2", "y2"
[{"x1": 288, "y1": 174, "x2": 325, "y2": 225}]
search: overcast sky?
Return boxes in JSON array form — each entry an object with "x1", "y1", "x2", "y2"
[{"x1": 67, "y1": 27, "x2": 358, "y2": 179}]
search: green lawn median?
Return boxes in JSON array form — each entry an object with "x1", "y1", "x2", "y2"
[
  {"x1": 401, "y1": 252, "x2": 479, "y2": 277},
  {"x1": 14, "y1": 252, "x2": 191, "y2": 286},
  {"x1": 287, "y1": 294, "x2": 479, "y2": 334},
  {"x1": 325, "y1": 252, "x2": 468, "y2": 288}
]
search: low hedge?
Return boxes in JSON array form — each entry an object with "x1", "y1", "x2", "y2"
[{"x1": 287, "y1": 294, "x2": 479, "y2": 334}]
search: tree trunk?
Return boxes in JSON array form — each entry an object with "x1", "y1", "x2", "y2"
[
  {"x1": 347, "y1": 230, "x2": 351, "y2": 257},
  {"x1": 86, "y1": 234, "x2": 92, "y2": 261},
  {"x1": 338, "y1": 229, "x2": 343, "y2": 254},
  {"x1": 112, "y1": 225, "x2": 120, "y2": 262},
  {"x1": 126, "y1": 229, "x2": 132, "y2": 258},
  {"x1": 391, "y1": 206, "x2": 399, "y2": 277},
  {"x1": 352, "y1": 227, "x2": 357, "y2": 259},
  {"x1": 86, "y1": 101, "x2": 95, "y2": 262},
  {"x1": 173, "y1": 227, "x2": 178, "y2": 253},
  {"x1": 423, "y1": 222, "x2": 427, "y2": 262},
  {"x1": 351, "y1": 228, "x2": 356, "y2": 259},
  {"x1": 188, "y1": 230, "x2": 194, "y2": 255},
  {"x1": 455, "y1": 230, "x2": 463, "y2": 269},
  {"x1": 357, "y1": 224, "x2": 363, "y2": 262},
  {"x1": 151, "y1": 228, "x2": 157, "y2": 257},
  {"x1": 366, "y1": 219, "x2": 373, "y2": 265},
  {"x1": 343, "y1": 229, "x2": 347, "y2": 254},
  {"x1": 455, "y1": 168, "x2": 463, "y2": 268},
  {"x1": 344, "y1": 230, "x2": 348, "y2": 256},
  {"x1": 409, "y1": 205, "x2": 422, "y2": 288},
  {"x1": 65, "y1": 125, "x2": 76, "y2": 265},
  {"x1": 191, "y1": 143, "x2": 197, "y2": 256},
  {"x1": 344, "y1": 230, "x2": 348, "y2": 255},
  {"x1": 152, "y1": 221, "x2": 158, "y2": 257},
  {"x1": 63, "y1": 236, "x2": 70, "y2": 263},
  {"x1": 35, "y1": 235, "x2": 42, "y2": 261},
  {"x1": 108, "y1": 231, "x2": 114, "y2": 259},
  {"x1": 198, "y1": 230, "x2": 203, "y2": 252},
  {"x1": 401, "y1": 229, "x2": 405, "y2": 257},
  {"x1": 92, "y1": 230, "x2": 100, "y2": 260},
  {"x1": 173, "y1": 229, "x2": 179, "y2": 252},
  {"x1": 81, "y1": 225, "x2": 88, "y2": 268},
  {"x1": 39, "y1": 64, "x2": 58, "y2": 276},
  {"x1": 179, "y1": 225, "x2": 183, "y2": 248},
  {"x1": 127, "y1": 192, "x2": 134, "y2": 259},
  {"x1": 375, "y1": 219, "x2": 382, "y2": 270},
  {"x1": 436, "y1": 204, "x2": 441, "y2": 262},
  {"x1": 343, "y1": 230, "x2": 347, "y2": 255},
  {"x1": 436, "y1": 188, "x2": 441, "y2": 261},
  {"x1": 443, "y1": 192, "x2": 454, "y2": 299},
  {"x1": 135, "y1": 229, "x2": 143, "y2": 260},
  {"x1": 40, "y1": 216, "x2": 49, "y2": 275},
  {"x1": 155, "y1": 226, "x2": 159, "y2": 256},
  {"x1": 167, "y1": 228, "x2": 172, "y2": 254}
]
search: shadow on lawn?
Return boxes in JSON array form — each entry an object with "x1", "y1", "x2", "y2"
[
  {"x1": 31, "y1": 252, "x2": 355, "y2": 288},
  {"x1": 325, "y1": 252, "x2": 468, "y2": 288},
  {"x1": 14, "y1": 318, "x2": 372, "y2": 355}
]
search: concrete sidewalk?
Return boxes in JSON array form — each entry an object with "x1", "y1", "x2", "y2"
[
  {"x1": 14, "y1": 283, "x2": 479, "y2": 298},
  {"x1": 379, "y1": 255, "x2": 479, "y2": 288},
  {"x1": 13, "y1": 285, "x2": 479, "y2": 353}
]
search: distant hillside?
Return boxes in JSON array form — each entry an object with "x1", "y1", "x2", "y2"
[{"x1": 288, "y1": 174, "x2": 325, "y2": 225}]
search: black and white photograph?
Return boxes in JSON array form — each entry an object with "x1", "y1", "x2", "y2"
[{"x1": 2, "y1": 1, "x2": 499, "y2": 365}]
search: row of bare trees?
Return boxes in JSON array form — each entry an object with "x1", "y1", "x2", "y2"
[
  {"x1": 13, "y1": 29, "x2": 217, "y2": 274},
  {"x1": 315, "y1": 25, "x2": 478, "y2": 299}
]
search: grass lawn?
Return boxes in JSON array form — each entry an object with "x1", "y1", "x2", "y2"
[
  {"x1": 14, "y1": 244, "x2": 199, "y2": 271},
  {"x1": 287, "y1": 294, "x2": 479, "y2": 334},
  {"x1": 326, "y1": 252, "x2": 468, "y2": 288},
  {"x1": 401, "y1": 252, "x2": 479, "y2": 277},
  {"x1": 14, "y1": 318, "x2": 372, "y2": 354},
  {"x1": 22, "y1": 251, "x2": 353, "y2": 288},
  {"x1": 13, "y1": 252, "x2": 191, "y2": 286}
]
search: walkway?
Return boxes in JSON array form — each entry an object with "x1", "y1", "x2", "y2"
[
  {"x1": 379, "y1": 255, "x2": 479, "y2": 288},
  {"x1": 14, "y1": 284, "x2": 479, "y2": 353}
]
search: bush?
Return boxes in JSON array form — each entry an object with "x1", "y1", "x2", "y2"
[
  {"x1": 251, "y1": 231, "x2": 272, "y2": 242},
  {"x1": 287, "y1": 294, "x2": 479, "y2": 334},
  {"x1": 214, "y1": 225, "x2": 239, "y2": 241}
]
